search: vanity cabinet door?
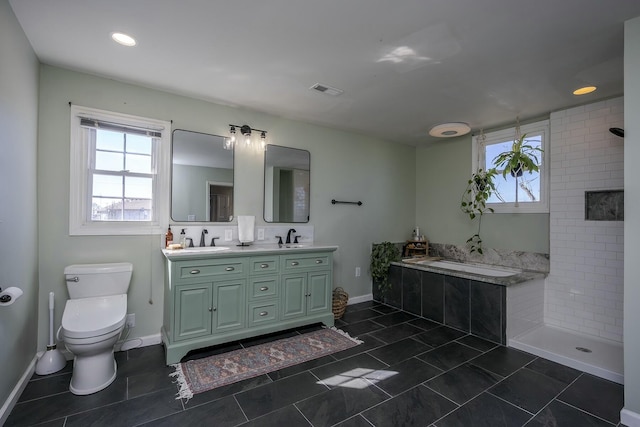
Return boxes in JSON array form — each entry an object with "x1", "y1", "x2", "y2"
[
  {"x1": 175, "y1": 282, "x2": 212, "y2": 341},
  {"x1": 281, "y1": 274, "x2": 306, "y2": 320},
  {"x1": 281, "y1": 271, "x2": 331, "y2": 320},
  {"x1": 212, "y1": 279, "x2": 246, "y2": 333},
  {"x1": 307, "y1": 271, "x2": 331, "y2": 316}
]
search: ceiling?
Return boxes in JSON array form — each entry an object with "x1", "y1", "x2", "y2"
[{"x1": 9, "y1": 0, "x2": 640, "y2": 145}]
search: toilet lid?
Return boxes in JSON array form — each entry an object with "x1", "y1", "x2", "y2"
[{"x1": 62, "y1": 294, "x2": 127, "y2": 339}]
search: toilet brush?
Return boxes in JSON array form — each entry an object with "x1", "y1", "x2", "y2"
[{"x1": 35, "y1": 292, "x2": 67, "y2": 375}]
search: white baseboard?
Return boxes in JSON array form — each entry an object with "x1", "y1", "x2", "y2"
[
  {"x1": 0, "y1": 354, "x2": 38, "y2": 426},
  {"x1": 621, "y1": 408, "x2": 640, "y2": 427},
  {"x1": 348, "y1": 294, "x2": 373, "y2": 305}
]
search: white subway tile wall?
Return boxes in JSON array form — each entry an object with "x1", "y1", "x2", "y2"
[{"x1": 546, "y1": 97, "x2": 624, "y2": 342}]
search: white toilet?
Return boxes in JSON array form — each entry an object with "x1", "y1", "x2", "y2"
[{"x1": 60, "y1": 262, "x2": 132, "y2": 395}]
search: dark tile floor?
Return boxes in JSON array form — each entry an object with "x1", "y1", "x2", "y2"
[{"x1": 7, "y1": 301, "x2": 626, "y2": 426}]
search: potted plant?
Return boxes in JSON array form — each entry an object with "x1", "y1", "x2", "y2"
[
  {"x1": 491, "y1": 133, "x2": 543, "y2": 206},
  {"x1": 370, "y1": 241, "x2": 401, "y2": 293},
  {"x1": 460, "y1": 168, "x2": 497, "y2": 254},
  {"x1": 492, "y1": 133, "x2": 543, "y2": 178}
]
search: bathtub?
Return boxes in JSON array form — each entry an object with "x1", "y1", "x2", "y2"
[{"x1": 415, "y1": 259, "x2": 522, "y2": 277}]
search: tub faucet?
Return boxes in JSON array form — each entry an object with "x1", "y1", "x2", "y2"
[
  {"x1": 200, "y1": 229, "x2": 208, "y2": 247},
  {"x1": 286, "y1": 228, "x2": 297, "y2": 244}
]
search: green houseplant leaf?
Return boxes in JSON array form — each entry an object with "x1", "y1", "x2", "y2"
[
  {"x1": 370, "y1": 241, "x2": 401, "y2": 293},
  {"x1": 492, "y1": 133, "x2": 543, "y2": 178},
  {"x1": 460, "y1": 169, "x2": 497, "y2": 254}
]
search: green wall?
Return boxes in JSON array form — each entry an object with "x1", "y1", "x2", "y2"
[
  {"x1": 0, "y1": 0, "x2": 40, "y2": 414},
  {"x1": 415, "y1": 134, "x2": 550, "y2": 253},
  {"x1": 35, "y1": 65, "x2": 416, "y2": 349}
]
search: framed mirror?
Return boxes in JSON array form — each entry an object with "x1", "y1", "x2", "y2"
[
  {"x1": 171, "y1": 129, "x2": 234, "y2": 222},
  {"x1": 264, "y1": 144, "x2": 310, "y2": 223}
]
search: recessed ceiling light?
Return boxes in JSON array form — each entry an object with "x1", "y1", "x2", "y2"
[
  {"x1": 573, "y1": 86, "x2": 596, "y2": 96},
  {"x1": 111, "y1": 32, "x2": 136, "y2": 47},
  {"x1": 429, "y1": 122, "x2": 471, "y2": 138}
]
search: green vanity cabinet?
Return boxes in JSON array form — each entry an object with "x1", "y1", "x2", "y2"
[{"x1": 162, "y1": 248, "x2": 336, "y2": 364}]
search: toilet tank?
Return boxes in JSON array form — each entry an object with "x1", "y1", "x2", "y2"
[{"x1": 64, "y1": 262, "x2": 133, "y2": 299}]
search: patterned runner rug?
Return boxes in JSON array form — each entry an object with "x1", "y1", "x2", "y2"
[{"x1": 171, "y1": 327, "x2": 362, "y2": 399}]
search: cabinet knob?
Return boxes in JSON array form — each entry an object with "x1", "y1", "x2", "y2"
[
  {"x1": 225, "y1": 266, "x2": 235, "y2": 271},
  {"x1": 260, "y1": 286, "x2": 269, "y2": 291},
  {"x1": 291, "y1": 261, "x2": 299, "y2": 266},
  {"x1": 260, "y1": 263, "x2": 269, "y2": 268},
  {"x1": 208, "y1": 307, "x2": 213, "y2": 312},
  {"x1": 259, "y1": 311, "x2": 268, "y2": 317},
  {"x1": 209, "y1": 307, "x2": 217, "y2": 312},
  {"x1": 190, "y1": 269, "x2": 200, "y2": 275},
  {"x1": 315, "y1": 259, "x2": 323, "y2": 264}
]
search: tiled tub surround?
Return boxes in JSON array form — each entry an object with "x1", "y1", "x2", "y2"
[{"x1": 373, "y1": 259, "x2": 546, "y2": 346}]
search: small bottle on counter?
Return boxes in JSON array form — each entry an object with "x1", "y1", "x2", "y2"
[
  {"x1": 180, "y1": 229, "x2": 187, "y2": 248},
  {"x1": 165, "y1": 226, "x2": 174, "y2": 248}
]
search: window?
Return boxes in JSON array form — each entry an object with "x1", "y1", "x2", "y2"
[
  {"x1": 472, "y1": 120, "x2": 549, "y2": 213},
  {"x1": 70, "y1": 105, "x2": 170, "y2": 235}
]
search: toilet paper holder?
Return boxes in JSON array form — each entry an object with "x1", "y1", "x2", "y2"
[
  {"x1": 0, "y1": 287, "x2": 22, "y2": 305},
  {"x1": 0, "y1": 287, "x2": 11, "y2": 303}
]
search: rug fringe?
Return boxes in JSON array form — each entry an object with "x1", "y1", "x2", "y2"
[
  {"x1": 324, "y1": 325, "x2": 364, "y2": 344},
  {"x1": 170, "y1": 363, "x2": 194, "y2": 401}
]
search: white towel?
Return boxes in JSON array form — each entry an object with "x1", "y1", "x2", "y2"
[{"x1": 237, "y1": 215, "x2": 255, "y2": 243}]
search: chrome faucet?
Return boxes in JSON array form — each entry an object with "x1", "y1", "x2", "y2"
[
  {"x1": 200, "y1": 229, "x2": 208, "y2": 247},
  {"x1": 286, "y1": 228, "x2": 297, "y2": 244}
]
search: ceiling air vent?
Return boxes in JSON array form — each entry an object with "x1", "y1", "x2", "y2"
[{"x1": 310, "y1": 83, "x2": 344, "y2": 96}]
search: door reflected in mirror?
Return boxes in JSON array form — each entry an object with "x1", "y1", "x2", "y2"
[
  {"x1": 171, "y1": 129, "x2": 234, "y2": 222},
  {"x1": 264, "y1": 145, "x2": 310, "y2": 223}
]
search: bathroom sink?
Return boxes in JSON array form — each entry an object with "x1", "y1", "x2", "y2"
[
  {"x1": 281, "y1": 244, "x2": 306, "y2": 249},
  {"x1": 170, "y1": 246, "x2": 230, "y2": 254}
]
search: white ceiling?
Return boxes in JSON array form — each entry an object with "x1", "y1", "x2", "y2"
[{"x1": 9, "y1": 0, "x2": 640, "y2": 145}]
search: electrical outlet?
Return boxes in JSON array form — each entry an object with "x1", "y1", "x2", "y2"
[
  {"x1": 257, "y1": 228, "x2": 265, "y2": 240},
  {"x1": 224, "y1": 229, "x2": 233, "y2": 241},
  {"x1": 355, "y1": 267, "x2": 361, "y2": 277},
  {"x1": 126, "y1": 313, "x2": 135, "y2": 328}
]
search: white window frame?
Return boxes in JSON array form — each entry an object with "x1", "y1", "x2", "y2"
[
  {"x1": 69, "y1": 105, "x2": 170, "y2": 235},
  {"x1": 472, "y1": 120, "x2": 550, "y2": 214}
]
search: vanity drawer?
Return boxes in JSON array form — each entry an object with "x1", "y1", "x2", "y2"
[
  {"x1": 249, "y1": 257, "x2": 279, "y2": 275},
  {"x1": 249, "y1": 276, "x2": 279, "y2": 300},
  {"x1": 248, "y1": 301, "x2": 279, "y2": 326},
  {"x1": 281, "y1": 254, "x2": 331, "y2": 271},
  {"x1": 178, "y1": 258, "x2": 246, "y2": 279}
]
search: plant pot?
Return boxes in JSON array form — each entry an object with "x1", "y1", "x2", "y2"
[{"x1": 510, "y1": 163, "x2": 524, "y2": 177}]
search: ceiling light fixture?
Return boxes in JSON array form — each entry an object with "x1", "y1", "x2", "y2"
[
  {"x1": 228, "y1": 124, "x2": 268, "y2": 150},
  {"x1": 429, "y1": 122, "x2": 471, "y2": 138},
  {"x1": 111, "y1": 32, "x2": 136, "y2": 47},
  {"x1": 573, "y1": 86, "x2": 597, "y2": 96}
]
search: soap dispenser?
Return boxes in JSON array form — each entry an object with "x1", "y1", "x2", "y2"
[
  {"x1": 165, "y1": 226, "x2": 174, "y2": 248},
  {"x1": 180, "y1": 229, "x2": 187, "y2": 248}
]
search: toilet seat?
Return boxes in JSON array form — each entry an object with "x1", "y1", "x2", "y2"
[{"x1": 62, "y1": 294, "x2": 127, "y2": 339}]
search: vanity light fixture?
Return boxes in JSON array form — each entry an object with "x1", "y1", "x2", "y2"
[
  {"x1": 228, "y1": 124, "x2": 268, "y2": 149},
  {"x1": 111, "y1": 32, "x2": 136, "y2": 47},
  {"x1": 429, "y1": 122, "x2": 471, "y2": 138}
]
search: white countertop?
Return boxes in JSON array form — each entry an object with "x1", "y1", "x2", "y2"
[{"x1": 162, "y1": 244, "x2": 338, "y2": 260}]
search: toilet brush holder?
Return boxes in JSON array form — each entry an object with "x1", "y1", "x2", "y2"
[{"x1": 35, "y1": 292, "x2": 67, "y2": 375}]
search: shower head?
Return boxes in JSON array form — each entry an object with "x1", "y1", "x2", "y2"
[{"x1": 609, "y1": 127, "x2": 624, "y2": 138}]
